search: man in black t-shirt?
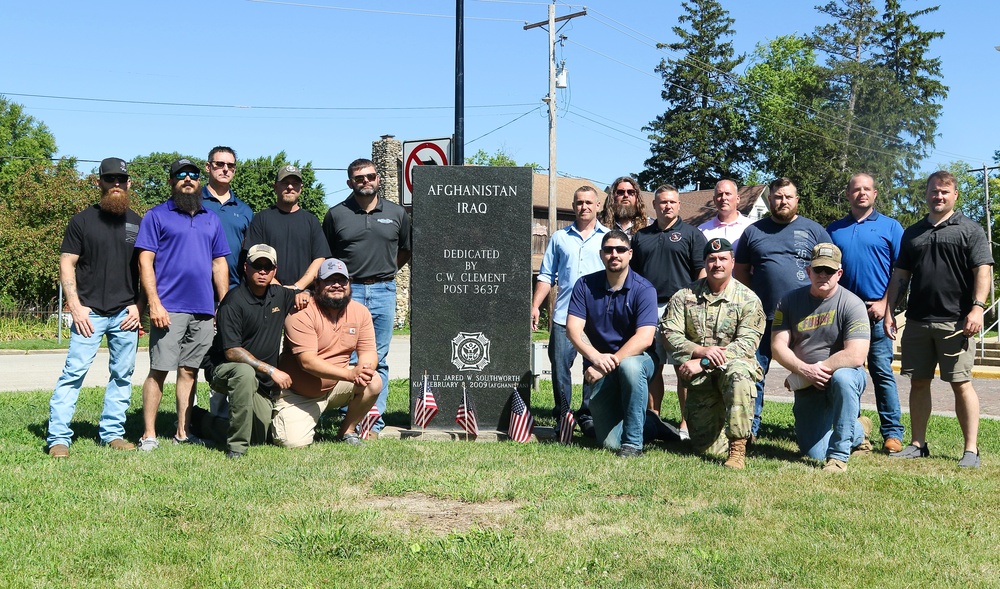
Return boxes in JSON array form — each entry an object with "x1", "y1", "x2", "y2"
[
  {"x1": 242, "y1": 165, "x2": 330, "y2": 298},
  {"x1": 630, "y1": 184, "x2": 706, "y2": 438},
  {"x1": 47, "y1": 157, "x2": 142, "y2": 458},
  {"x1": 193, "y1": 244, "x2": 305, "y2": 458}
]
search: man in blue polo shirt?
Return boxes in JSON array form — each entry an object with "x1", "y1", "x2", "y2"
[
  {"x1": 566, "y1": 229, "x2": 659, "y2": 457},
  {"x1": 531, "y1": 185, "x2": 607, "y2": 437},
  {"x1": 201, "y1": 146, "x2": 252, "y2": 289},
  {"x1": 135, "y1": 158, "x2": 229, "y2": 451},
  {"x1": 828, "y1": 173, "x2": 905, "y2": 452}
]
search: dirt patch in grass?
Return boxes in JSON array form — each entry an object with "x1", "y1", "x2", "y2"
[{"x1": 367, "y1": 493, "x2": 520, "y2": 534}]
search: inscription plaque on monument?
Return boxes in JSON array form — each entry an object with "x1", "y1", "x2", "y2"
[{"x1": 410, "y1": 166, "x2": 533, "y2": 432}]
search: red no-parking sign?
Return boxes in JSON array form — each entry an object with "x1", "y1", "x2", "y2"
[{"x1": 402, "y1": 138, "x2": 451, "y2": 205}]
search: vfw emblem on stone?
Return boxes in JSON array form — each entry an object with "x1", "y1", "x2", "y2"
[{"x1": 451, "y1": 332, "x2": 491, "y2": 371}]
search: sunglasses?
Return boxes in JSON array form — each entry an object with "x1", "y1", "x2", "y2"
[
  {"x1": 210, "y1": 161, "x2": 237, "y2": 170},
  {"x1": 174, "y1": 171, "x2": 200, "y2": 180},
  {"x1": 250, "y1": 261, "x2": 275, "y2": 272},
  {"x1": 615, "y1": 189, "x2": 638, "y2": 197},
  {"x1": 602, "y1": 245, "x2": 630, "y2": 254},
  {"x1": 352, "y1": 172, "x2": 378, "y2": 184},
  {"x1": 102, "y1": 174, "x2": 128, "y2": 184},
  {"x1": 812, "y1": 266, "x2": 838, "y2": 276}
]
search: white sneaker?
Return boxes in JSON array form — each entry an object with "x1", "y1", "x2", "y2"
[
  {"x1": 678, "y1": 427, "x2": 690, "y2": 441},
  {"x1": 137, "y1": 436, "x2": 159, "y2": 452}
]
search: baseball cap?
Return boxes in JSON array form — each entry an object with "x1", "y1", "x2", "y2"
[
  {"x1": 247, "y1": 244, "x2": 277, "y2": 266},
  {"x1": 703, "y1": 237, "x2": 733, "y2": 259},
  {"x1": 169, "y1": 158, "x2": 199, "y2": 177},
  {"x1": 318, "y1": 258, "x2": 350, "y2": 280},
  {"x1": 276, "y1": 164, "x2": 302, "y2": 183},
  {"x1": 99, "y1": 157, "x2": 128, "y2": 178},
  {"x1": 810, "y1": 242, "x2": 842, "y2": 270}
]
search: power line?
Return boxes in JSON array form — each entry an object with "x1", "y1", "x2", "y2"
[
  {"x1": 466, "y1": 107, "x2": 541, "y2": 145},
  {"x1": 2, "y1": 91, "x2": 535, "y2": 112},
  {"x1": 246, "y1": 0, "x2": 525, "y2": 22}
]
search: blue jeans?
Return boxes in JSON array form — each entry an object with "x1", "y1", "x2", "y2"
[
  {"x1": 548, "y1": 323, "x2": 594, "y2": 421},
  {"x1": 47, "y1": 308, "x2": 138, "y2": 447},
  {"x1": 590, "y1": 352, "x2": 654, "y2": 451},
  {"x1": 350, "y1": 280, "x2": 395, "y2": 432},
  {"x1": 869, "y1": 318, "x2": 904, "y2": 441},
  {"x1": 751, "y1": 321, "x2": 772, "y2": 437},
  {"x1": 792, "y1": 367, "x2": 866, "y2": 462}
]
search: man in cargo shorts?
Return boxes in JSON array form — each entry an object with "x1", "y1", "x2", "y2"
[{"x1": 884, "y1": 170, "x2": 993, "y2": 468}]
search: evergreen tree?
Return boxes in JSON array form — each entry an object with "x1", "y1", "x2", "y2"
[{"x1": 639, "y1": 0, "x2": 749, "y2": 191}]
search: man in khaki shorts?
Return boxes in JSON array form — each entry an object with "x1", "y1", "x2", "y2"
[
  {"x1": 885, "y1": 170, "x2": 993, "y2": 468},
  {"x1": 273, "y1": 258, "x2": 381, "y2": 447}
]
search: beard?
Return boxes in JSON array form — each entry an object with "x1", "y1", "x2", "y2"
[
  {"x1": 771, "y1": 205, "x2": 797, "y2": 223},
  {"x1": 172, "y1": 186, "x2": 201, "y2": 214},
  {"x1": 353, "y1": 184, "x2": 377, "y2": 199},
  {"x1": 316, "y1": 288, "x2": 352, "y2": 311},
  {"x1": 612, "y1": 201, "x2": 638, "y2": 224},
  {"x1": 99, "y1": 188, "x2": 130, "y2": 216}
]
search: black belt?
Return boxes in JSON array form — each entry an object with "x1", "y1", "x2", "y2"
[{"x1": 353, "y1": 276, "x2": 393, "y2": 285}]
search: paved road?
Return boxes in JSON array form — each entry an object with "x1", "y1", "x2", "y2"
[{"x1": 4, "y1": 336, "x2": 999, "y2": 419}]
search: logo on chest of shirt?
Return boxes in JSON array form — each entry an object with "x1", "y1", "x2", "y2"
[
  {"x1": 349, "y1": 327, "x2": 356, "y2": 335},
  {"x1": 377, "y1": 218, "x2": 395, "y2": 225},
  {"x1": 271, "y1": 307, "x2": 281, "y2": 314},
  {"x1": 669, "y1": 232, "x2": 682, "y2": 242}
]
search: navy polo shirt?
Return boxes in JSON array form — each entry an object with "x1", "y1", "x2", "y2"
[
  {"x1": 202, "y1": 187, "x2": 253, "y2": 288},
  {"x1": 828, "y1": 210, "x2": 903, "y2": 302},
  {"x1": 567, "y1": 268, "x2": 658, "y2": 354}
]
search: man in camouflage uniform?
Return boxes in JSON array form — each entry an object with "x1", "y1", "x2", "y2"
[{"x1": 661, "y1": 238, "x2": 765, "y2": 469}]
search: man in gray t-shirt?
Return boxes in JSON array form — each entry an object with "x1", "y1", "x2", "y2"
[{"x1": 771, "y1": 243, "x2": 873, "y2": 472}]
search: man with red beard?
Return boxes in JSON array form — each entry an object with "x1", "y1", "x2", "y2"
[
  {"x1": 598, "y1": 175, "x2": 650, "y2": 237},
  {"x1": 135, "y1": 158, "x2": 229, "y2": 450},
  {"x1": 734, "y1": 177, "x2": 830, "y2": 441},
  {"x1": 47, "y1": 158, "x2": 143, "y2": 457}
]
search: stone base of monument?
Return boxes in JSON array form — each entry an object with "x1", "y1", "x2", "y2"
[{"x1": 376, "y1": 426, "x2": 559, "y2": 442}]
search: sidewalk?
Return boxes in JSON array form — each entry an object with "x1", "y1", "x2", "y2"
[{"x1": 4, "y1": 336, "x2": 1000, "y2": 419}]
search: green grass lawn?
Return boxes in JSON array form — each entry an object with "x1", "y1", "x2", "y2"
[{"x1": 2, "y1": 380, "x2": 999, "y2": 588}]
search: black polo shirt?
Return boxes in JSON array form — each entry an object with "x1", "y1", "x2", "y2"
[
  {"x1": 60, "y1": 205, "x2": 141, "y2": 315},
  {"x1": 323, "y1": 195, "x2": 412, "y2": 281},
  {"x1": 630, "y1": 218, "x2": 707, "y2": 304},
  {"x1": 897, "y1": 211, "x2": 994, "y2": 323},
  {"x1": 207, "y1": 283, "x2": 297, "y2": 391}
]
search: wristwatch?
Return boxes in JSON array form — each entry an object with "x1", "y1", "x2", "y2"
[
  {"x1": 973, "y1": 300, "x2": 987, "y2": 310},
  {"x1": 700, "y1": 357, "x2": 712, "y2": 371}
]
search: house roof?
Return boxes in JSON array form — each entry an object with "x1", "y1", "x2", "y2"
[{"x1": 530, "y1": 173, "x2": 603, "y2": 210}]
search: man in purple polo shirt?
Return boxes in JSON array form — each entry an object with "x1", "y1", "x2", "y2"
[
  {"x1": 135, "y1": 158, "x2": 229, "y2": 451},
  {"x1": 566, "y1": 229, "x2": 660, "y2": 457}
]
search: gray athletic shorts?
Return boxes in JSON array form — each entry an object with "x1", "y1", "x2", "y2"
[{"x1": 150, "y1": 313, "x2": 215, "y2": 371}]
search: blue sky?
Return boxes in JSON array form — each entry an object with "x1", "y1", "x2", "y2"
[{"x1": 2, "y1": 0, "x2": 997, "y2": 206}]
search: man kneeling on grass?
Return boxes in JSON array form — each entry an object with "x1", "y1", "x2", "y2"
[
  {"x1": 193, "y1": 245, "x2": 306, "y2": 458},
  {"x1": 661, "y1": 238, "x2": 764, "y2": 469},
  {"x1": 272, "y1": 258, "x2": 381, "y2": 448},
  {"x1": 771, "y1": 243, "x2": 874, "y2": 472},
  {"x1": 566, "y1": 230, "x2": 667, "y2": 458}
]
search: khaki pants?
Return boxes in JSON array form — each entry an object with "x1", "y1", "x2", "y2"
[{"x1": 271, "y1": 381, "x2": 356, "y2": 448}]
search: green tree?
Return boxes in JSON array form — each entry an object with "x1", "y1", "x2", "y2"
[
  {"x1": 0, "y1": 164, "x2": 96, "y2": 304},
  {"x1": 0, "y1": 97, "x2": 75, "y2": 203},
  {"x1": 467, "y1": 148, "x2": 541, "y2": 172},
  {"x1": 125, "y1": 151, "x2": 194, "y2": 212},
  {"x1": 230, "y1": 151, "x2": 327, "y2": 218},
  {"x1": 742, "y1": 35, "x2": 844, "y2": 223},
  {"x1": 639, "y1": 0, "x2": 750, "y2": 191}
]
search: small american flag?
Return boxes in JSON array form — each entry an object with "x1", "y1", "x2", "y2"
[
  {"x1": 455, "y1": 386, "x2": 479, "y2": 436},
  {"x1": 413, "y1": 375, "x2": 439, "y2": 429},
  {"x1": 558, "y1": 394, "x2": 575, "y2": 445},
  {"x1": 358, "y1": 403, "x2": 381, "y2": 440},
  {"x1": 508, "y1": 388, "x2": 534, "y2": 443}
]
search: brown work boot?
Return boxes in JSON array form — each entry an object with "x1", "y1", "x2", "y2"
[
  {"x1": 107, "y1": 438, "x2": 136, "y2": 451},
  {"x1": 48, "y1": 444, "x2": 69, "y2": 458},
  {"x1": 883, "y1": 437, "x2": 902, "y2": 453},
  {"x1": 724, "y1": 438, "x2": 748, "y2": 470},
  {"x1": 852, "y1": 416, "x2": 873, "y2": 455},
  {"x1": 822, "y1": 458, "x2": 848, "y2": 472}
]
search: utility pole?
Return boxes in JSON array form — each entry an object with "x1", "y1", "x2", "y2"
[
  {"x1": 525, "y1": 5, "x2": 586, "y2": 238},
  {"x1": 454, "y1": 0, "x2": 464, "y2": 165}
]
